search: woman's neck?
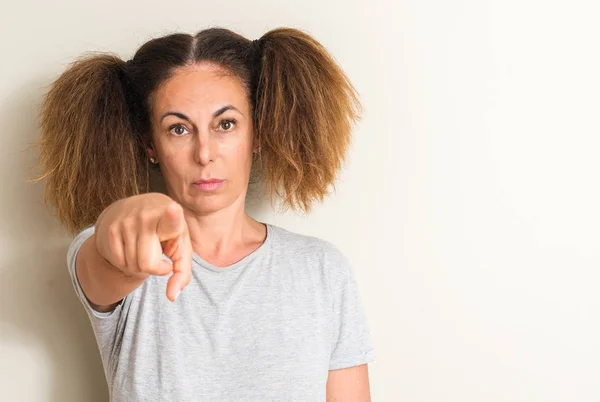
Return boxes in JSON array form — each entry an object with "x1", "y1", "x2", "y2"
[{"x1": 182, "y1": 200, "x2": 266, "y2": 267}]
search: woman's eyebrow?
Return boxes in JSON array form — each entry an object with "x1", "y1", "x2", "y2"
[
  {"x1": 160, "y1": 106, "x2": 243, "y2": 122},
  {"x1": 160, "y1": 111, "x2": 193, "y2": 123},
  {"x1": 159, "y1": 111, "x2": 198, "y2": 133},
  {"x1": 213, "y1": 105, "x2": 243, "y2": 117}
]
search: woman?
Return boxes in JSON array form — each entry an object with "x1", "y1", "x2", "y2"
[{"x1": 37, "y1": 27, "x2": 374, "y2": 401}]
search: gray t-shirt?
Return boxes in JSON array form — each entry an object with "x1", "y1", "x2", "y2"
[{"x1": 67, "y1": 223, "x2": 375, "y2": 402}]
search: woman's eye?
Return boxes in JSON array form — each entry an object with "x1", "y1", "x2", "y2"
[
  {"x1": 218, "y1": 119, "x2": 236, "y2": 132},
  {"x1": 169, "y1": 124, "x2": 189, "y2": 136}
]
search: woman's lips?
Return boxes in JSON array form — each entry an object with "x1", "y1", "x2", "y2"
[{"x1": 193, "y1": 179, "x2": 224, "y2": 192}]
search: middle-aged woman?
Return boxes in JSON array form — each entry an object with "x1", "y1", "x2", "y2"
[{"x1": 37, "y1": 26, "x2": 375, "y2": 401}]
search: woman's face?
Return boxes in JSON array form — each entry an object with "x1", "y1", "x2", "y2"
[{"x1": 148, "y1": 63, "x2": 256, "y2": 215}]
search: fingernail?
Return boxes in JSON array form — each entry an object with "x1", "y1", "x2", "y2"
[{"x1": 173, "y1": 290, "x2": 181, "y2": 302}]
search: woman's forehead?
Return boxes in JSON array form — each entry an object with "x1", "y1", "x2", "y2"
[{"x1": 153, "y1": 64, "x2": 249, "y2": 114}]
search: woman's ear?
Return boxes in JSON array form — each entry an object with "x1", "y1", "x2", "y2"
[
  {"x1": 252, "y1": 137, "x2": 261, "y2": 154},
  {"x1": 146, "y1": 141, "x2": 158, "y2": 163}
]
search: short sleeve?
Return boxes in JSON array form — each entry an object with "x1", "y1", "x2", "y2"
[
  {"x1": 66, "y1": 225, "x2": 130, "y2": 371},
  {"x1": 328, "y1": 249, "x2": 375, "y2": 370}
]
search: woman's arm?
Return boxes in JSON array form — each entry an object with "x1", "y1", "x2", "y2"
[
  {"x1": 76, "y1": 193, "x2": 193, "y2": 312},
  {"x1": 76, "y1": 233, "x2": 148, "y2": 312},
  {"x1": 326, "y1": 363, "x2": 372, "y2": 401}
]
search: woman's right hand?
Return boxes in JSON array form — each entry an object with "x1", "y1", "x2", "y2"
[{"x1": 94, "y1": 193, "x2": 192, "y2": 302}]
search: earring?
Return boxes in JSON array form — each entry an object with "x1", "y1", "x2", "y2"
[{"x1": 150, "y1": 157, "x2": 158, "y2": 164}]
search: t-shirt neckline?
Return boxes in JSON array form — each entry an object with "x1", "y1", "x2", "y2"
[{"x1": 191, "y1": 222, "x2": 273, "y2": 273}]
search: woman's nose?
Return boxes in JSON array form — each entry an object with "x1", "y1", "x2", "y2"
[{"x1": 193, "y1": 130, "x2": 215, "y2": 165}]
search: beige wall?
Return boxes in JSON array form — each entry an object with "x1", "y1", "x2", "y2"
[{"x1": 1, "y1": 0, "x2": 599, "y2": 401}]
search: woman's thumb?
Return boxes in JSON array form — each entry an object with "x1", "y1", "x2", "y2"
[{"x1": 156, "y1": 202, "x2": 184, "y2": 241}]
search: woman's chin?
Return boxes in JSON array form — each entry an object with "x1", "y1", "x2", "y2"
[{"x1": 186, "y1": 195, "x2": 232, "y2": 216}]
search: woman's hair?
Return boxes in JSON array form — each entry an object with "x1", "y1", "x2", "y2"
[{"x1": 35, "y1": 27, "x2": 361, "y2": 234}]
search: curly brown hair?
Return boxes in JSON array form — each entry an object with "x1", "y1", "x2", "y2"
[{"x1": 34, "y1": 27, "x2": 361, "y2": 234}]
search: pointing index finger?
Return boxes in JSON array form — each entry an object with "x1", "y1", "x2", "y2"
[{"x1": 165, "y1": 230, "x2": 192, "y2": 302}]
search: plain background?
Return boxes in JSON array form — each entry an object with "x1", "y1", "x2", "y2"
[{"x1": 1, "y1": 0, "x2": 599, "y2": 401}]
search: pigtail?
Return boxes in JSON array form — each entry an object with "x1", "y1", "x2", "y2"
[
  {"x1": 34, "y1": 54, "x2": 149, "y2": 234},
  {"x1": 253, "y1": 28, "x2": 361, "y2": 212}
]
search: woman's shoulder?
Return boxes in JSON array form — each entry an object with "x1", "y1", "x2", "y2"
[
  {"x1": 267, "y1": 223, "x2": 343, "y2": 254},
  {"x1": 266, "y1": 223, "x2": 354, "y2": 284}
]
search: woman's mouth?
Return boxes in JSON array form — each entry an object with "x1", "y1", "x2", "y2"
[{"x1": 193, "y1": 179, "x2": 225, "y2": 192}]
